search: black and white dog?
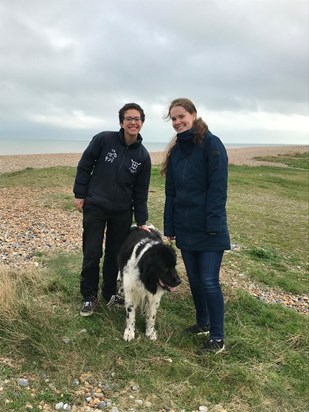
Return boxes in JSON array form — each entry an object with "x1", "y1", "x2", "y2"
[{"x1": 117, "y1": 226, "x2": 181, "y2": 341}]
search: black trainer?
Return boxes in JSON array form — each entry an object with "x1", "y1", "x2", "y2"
[
  {"x1": 106, "y1": 294, "x2": 125, "y2": 307},
  {"x1": 184, "y1": 324, "x2": 210, "y2": 336},
  {"x1": 198, "y1": 338, "x2": 225, "y2": 354},
  {"x1": 80, "y1": 300, "x2": 97, "y2": 317}
]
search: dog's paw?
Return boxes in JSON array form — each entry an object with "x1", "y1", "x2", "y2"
[
  {"x1": 123, "y1": 328, "x2": 135, "y2": 341},
  {"x1": 146, "y1": 329, "x2": 157, "y2": 341}
]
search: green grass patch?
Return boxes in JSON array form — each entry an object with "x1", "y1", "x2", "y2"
[
  {"x1": 226, "y1": 163, "x2": 308, "y2": 294},
  {"x1": 0, "y1": 166, "x2": 76, "y2": 189},
  {"x1": 254, "y1": 151, "x2": 309, "y2": 170},
  {"x1": 0, "y1": 152, "x2": 308, "y2": 411},
  {"x1": 0, "y1": 256, "x2": 308, "y2": 411}
]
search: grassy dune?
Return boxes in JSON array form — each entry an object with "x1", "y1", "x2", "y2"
[{"x1": 0, "y1": 153, "x2": 308, "y2": 411}]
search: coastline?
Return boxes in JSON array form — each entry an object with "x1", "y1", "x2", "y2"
[{"x1": 0, "y1": 145, "x2": 308, "y2": 174}]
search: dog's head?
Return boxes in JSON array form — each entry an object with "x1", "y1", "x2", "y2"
[{"x1": 139, "y1": 243, "x2": 181, "y2": 294}]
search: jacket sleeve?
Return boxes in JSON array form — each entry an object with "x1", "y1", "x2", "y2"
[
  {"x1": 73, "y1": 133, "x2": 104, "y2": 199},
  {"x1": 205, "y1": 136, "x2": 228, "y2": 233},
  {"x1": 132, "y1": 154, "x2": 151, "y2": 226},
  {"x1": 163, "y1": 157, "x2": 176, "y2": 237}
]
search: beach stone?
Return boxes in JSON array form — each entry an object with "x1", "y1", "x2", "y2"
[
  {"x1": 49, "y1": 383, "x2": 57, "y2": 392},
  {"x1": 96, "y1": 401, "x2": 107, "y2": 409},
  {"x1": 17, "y1": 378, "x2": 29, "y2": 387},
  {"x1": 94, "y1": 392, "x2": 104, "y2": 399},
  {"x1": 130, "y1": 384, "x2": 139, "y2": 391},
  {"x1": 144, "y1": 400, "x2": 152, "y2": 408}
]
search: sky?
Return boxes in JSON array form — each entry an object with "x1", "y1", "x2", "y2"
[{"x1": 0, "y1": 0, "x2": 308, "y2": 149}]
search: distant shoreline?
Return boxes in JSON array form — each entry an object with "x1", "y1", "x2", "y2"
[
  {"x1": 1, "y1": 139, "x2": 308, "y2": 156},
  {"x1": 0, "y1": 145, "x2": 307, "y2": 174}
]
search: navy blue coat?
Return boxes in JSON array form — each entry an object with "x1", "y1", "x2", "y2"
[{"x1": 164, "y1": 129, "x2": 230, "y2": 251}]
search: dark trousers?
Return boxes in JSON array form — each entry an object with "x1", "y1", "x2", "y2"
[
  {"x1": 80, "y1": 205, "x2": 133, "y2": 301},
  {"x1": 181, "y1": 250, "x2": 225, "y2": 340}
]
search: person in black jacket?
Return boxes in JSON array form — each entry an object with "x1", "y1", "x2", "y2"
[
  {"x1": 162, "y1": 98, "x2": 230, "y2": 354},
  {"x1": 73, "y1": 103, "x2": 151, "y2": 316}
]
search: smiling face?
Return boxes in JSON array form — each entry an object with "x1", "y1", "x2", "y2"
[
  {"x1": 120, "y1": 109, "x2": 144, "y2": 144},
  {"x1": 170, "y1": 105, "x2": 196, "y2": 133}
]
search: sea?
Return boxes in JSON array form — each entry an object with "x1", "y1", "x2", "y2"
[{"x1": 0, "y1": 138, "x2": 302, "y2": 156}]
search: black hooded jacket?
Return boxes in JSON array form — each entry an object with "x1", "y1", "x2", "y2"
[{"x1": 73, "y1": 128, "x2": 151, "y2": 226}]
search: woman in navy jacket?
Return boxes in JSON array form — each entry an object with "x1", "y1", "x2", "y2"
[{"x1": 162, "y1": 98, "x2": 230, "y2": 354}]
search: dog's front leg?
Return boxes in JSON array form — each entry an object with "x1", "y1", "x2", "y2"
[
  {"x1": 124, "y1": 302, "x2": 136, "y2": 341},
  {"x1": 117, "y1": 271, "x2": 124, "y2": 296},
  {"x1": 145, "y1": 296, "x2": 160, "y2": 341}
]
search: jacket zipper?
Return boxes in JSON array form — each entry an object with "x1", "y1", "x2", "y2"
[
  {"x1": 110, "y1": 146, "x2": 128, "y2": 210},
  {"x1": 181, "y1": 159, "x2": 191, "y2": 246}
]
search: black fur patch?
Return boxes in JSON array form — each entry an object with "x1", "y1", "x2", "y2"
[{"x1": 117, "y1": 226, "x2": 181, "y2": 294}]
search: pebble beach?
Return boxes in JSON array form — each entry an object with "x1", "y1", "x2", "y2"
[{"x1": 0, "y1": 145, "x2": 308, "y2": 315}]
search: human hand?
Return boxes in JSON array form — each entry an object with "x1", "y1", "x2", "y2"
[
  {"x1": 167, "y1": 236, "x2": 175, "y2": 242},
  {"x1": 74, "y1": 198, "x2": 84, "y2": 212},
  {"x1": 138, "y1": 225, "x2": 151, "y2": 232}
]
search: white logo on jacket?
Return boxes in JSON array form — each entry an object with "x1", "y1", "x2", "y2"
[
  {"x1": 129, "y1": 159, "x2": 141, "y2": 174},
  {"x1": 105, "y1": 149, "x2": 117, "y2": 163}
]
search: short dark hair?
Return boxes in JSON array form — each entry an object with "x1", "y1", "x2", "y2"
[{"x1": 118, "y1": 103, "x2": 145, "y2": 124}]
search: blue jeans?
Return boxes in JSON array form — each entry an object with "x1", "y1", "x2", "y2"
[{"x1": 181, "y1": 250, "x2": 224, "y2": 340}]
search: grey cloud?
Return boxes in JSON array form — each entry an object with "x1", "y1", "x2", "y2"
[{"x1": 0, "y1": 0, "x2": 307, "y2": 143}]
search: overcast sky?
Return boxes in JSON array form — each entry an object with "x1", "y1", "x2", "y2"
[{"x1": 0, "y1": 0, "x2": 308, "y2": 149}]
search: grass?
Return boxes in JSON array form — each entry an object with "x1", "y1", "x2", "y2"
[
  {"x1": 0, "y1": 152, "x2": 308, "y2": 411},
  {"x1": 254, "y1": 152, "x2": 309, "y2": 170},
  {"x1": 226, "y1": 161, "x2": 308, "y2": 294}
]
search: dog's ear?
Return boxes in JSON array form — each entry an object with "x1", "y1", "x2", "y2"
[
  {"x1": 139, "y1": 254, "x2": 158, "y2": 294},
  {"x1": 157, "y1": 243, "x2": 177, "y2": 266}
]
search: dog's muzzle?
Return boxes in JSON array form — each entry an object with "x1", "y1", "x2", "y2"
[{"x1": 159, "y1": 278, "x2": 181, "y2": 292}]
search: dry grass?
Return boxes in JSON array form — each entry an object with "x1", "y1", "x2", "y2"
[{"x1": 0, "y1": 266, "x2": 45, "y2": 319}]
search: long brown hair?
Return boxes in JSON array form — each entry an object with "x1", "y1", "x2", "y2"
[{"x1": 161, "y1": 98, "x2": 208, "y2": 175}]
